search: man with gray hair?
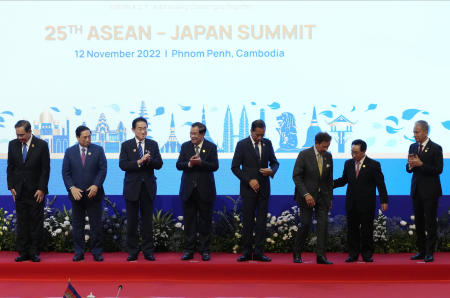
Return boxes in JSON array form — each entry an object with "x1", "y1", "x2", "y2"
[{"x1": 407, "y1": 120, "x2": 443, "y2": 262}]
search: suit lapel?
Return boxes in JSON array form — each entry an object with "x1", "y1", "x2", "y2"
[
  {"x1": 309, "y1": 148, "x2": 321, "y2": 177},
  {"x1": 24, "y1": 137, "x2": 37, "y2": 164}
]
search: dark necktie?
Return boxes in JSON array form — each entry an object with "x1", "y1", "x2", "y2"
[
  {"x1": 81, "y1": 148, "x2": 86, "y2": 166},
  {"x1": 138, "y1": 141, "x2": 143, "y2": 158},
  {"x1": 418, "y1": 144, "x2": 423, "y2": 155},
  {"x1": 355, "y1": 161, "x2": 361, "y2": 178},
  {"x1": 255, "y1": 142, "x2": 260, "y2": 160},
  {"x1": 22, "y1": 143, "x2": 27, "y2": 162}
]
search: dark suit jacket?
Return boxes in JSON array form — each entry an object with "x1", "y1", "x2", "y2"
[
  {"x1": 231, "y1": 137, "x2": 279, "y2": 198},
  {"x1": 406, "y1": 140, "x2": 443, "y2": 199},
  {"x1": 119, "y1": 138, "x2": 163, "y2": 202},
  {"x1": 7, "y1": 136, "x2": 50, "y2": 198},
  {"x1": 176, "y1": 140, "x2": 219, "y2": 202},
  {"x1": 334, "y1": 156, "x2": 388, "y2": 214},
  {"x1": 292, "y1": 147, "x2": 333, "y2": 207},
  {"x1": 62, "y1": 144, "x2": 107, "y2": 201}
]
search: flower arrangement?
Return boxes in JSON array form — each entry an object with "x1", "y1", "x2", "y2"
[{"x1": 0, "y1": 196, "x2": 448, "y2": 253}]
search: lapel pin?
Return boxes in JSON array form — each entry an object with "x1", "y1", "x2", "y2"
[
  {"x1": 88, "y1": 152, "x2": 92, "y2": 155},
  {"x1": 133, "y1": 149, "x2": 136, "y2": 152},
  {"x1": 362, "y1": 165, "x2": 366, "y2": 168},
  {"x1": 202, "y1": 149, "x2": 206, "y2": 153},
  {"x1": 32, "y1": 144, "x2": 35, "y2": 148},
  {"x1": 425, "y1": 149, "x2": 428, "y2": 153}
]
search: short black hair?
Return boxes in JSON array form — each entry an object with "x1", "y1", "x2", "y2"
[
  {"x1": 251, "y1": 119, "x2": 266, "y2": 131},
  {"x1": 132, "y1": 117, "x2": 148, "y2": 129},
  {"x1": 75, "y1": 125, "x2": 91, "y2": 137},
  {"x1": 351, "y1": 139, "x2": 367, "y2": 152},
  {"x1": 191, "y1": 122, "x2": 206, "y2": 134},
  {"x1": 315, "y1": 132, "x2": 331, "y2": 144},
  {"x1": 14, "y1": 120, "x2": 31, "y2": 133}
]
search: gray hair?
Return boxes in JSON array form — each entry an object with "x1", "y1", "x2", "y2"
[{"x1": 415, "y1": 120, "x2": 429, "y2": 133}]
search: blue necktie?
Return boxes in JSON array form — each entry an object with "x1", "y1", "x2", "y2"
[
  {"x1": 22, "y1": 144, "x2": 28, "y2": 162},
  {"x1": 138, "y1": 141, "x2": 143, "y2": 158}
]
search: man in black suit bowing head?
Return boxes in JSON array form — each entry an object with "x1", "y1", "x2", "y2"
[
  {"x1": 7, "y1": 120, "x2": 50, "y2": 262},
  {"x1": 119, "y1": 117, "x2": 163, "y2": 261},
  {"x1": 176, "y1": 122, "x2": 219, "y2": 261},
  {"x1": 292, "y1": 132, "x2": 333, "y2": 264},
  {"x1": 407, "y1": 120, "x2": 443, "y2": 263},
  {"x1": 232, "y1": 119, "x2": 279, "y2": 262},
  {"x1": 334, "y1": 139, "x2": 388, "y2": 263}
]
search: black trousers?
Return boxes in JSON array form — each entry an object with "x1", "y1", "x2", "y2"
[
  {"x1": 241, "y1": 193, "x2": 269, "y2": 257},
  {"x1": 412, "y1": 194, "x2": 439, "y2": 255},
  {"x1": 347, "y1": 208, "x2": 374, "y2": 259},
  {"x1": 294, "y1": 193, "x2": 329, "y2": 257},
  {"x1": 182, "y1": 188, "x2": 214, "y2": 254},
  {"x1": 15, "y1": 187, "x2": 44, "y2": 256},
  {"x1": 71, "y1": 195, "x2": 103, "y2": 256},
  {"x1": 126, "y1": 183, "x2": 154, "y2": 256}
]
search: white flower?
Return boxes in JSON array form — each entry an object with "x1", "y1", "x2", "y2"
[
  {"x1": 175, "y1": 222, "x2": 182, "y2": 228},
  {"x1": 64, "y1": 221, "x2": 70, "y2": 226},
  {"x1": 266, "y1": 238, "x2": 272, "y2": 243},
  {"x1": 282, "y1": 235, "x2": 288, "y2": 241},
  {"x1": 292, "y1": 226, "x2": 298, "y2": 232},
  {"x1": 65, "y1": 216, "x2": 69, "y2": 221},
  {"x1": 65, "y1": 231, "x2": 69, "y2": 236},
  {"x1": 84, "y1": 224, "x2": 90, "y2": 230},
  {"x1": 85, "y1": 216, "x2": 89, "y2": 221},
  {"x1": 266, "y1": 223, "x2": 272, "y2": 228},
  {"x1": 2, "y1": 226, "x2": 7, "y2": 231},
  {"x1": 267, "y1": 213, "x2": 271, "y2": 219},
  {"x1": 271, "y1": 216, "x2": 276, "y2": 222},
  {"x1": 273, "y1": 233, "x2": 278, "y2": 238},
  {"x1": 177, "y1": 216, "x2": 183, "y2": 221},
  {"x1": 400, "y1": 220, "x2": 407, "y2": 226},
  {"x1": 410, "y1": 215, "x2": 415, "y2": 221},
  {"x1": 4, "y1": 211, "x2": 7, "y2": 214},
  {"x1": 235, "y1": 232, "x2": 241, "y2": 239},
  {"x1": 234, "y1": 215, "x2": 240, "y2": 221},
  {"x1": 55, "y1": 228, "x2": 62, "y2": 234},
  {"x1": 408, "y1": 230, "x2": 413, "y2": 236},
  {"x1": 312, "y1": 220, "x2": 317, "y2": 225},
  {"x1": 409, "y1": 225, "x2": 416, "y2": 230}
]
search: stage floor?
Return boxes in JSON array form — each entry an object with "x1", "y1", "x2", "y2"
[{"x1": 0, "y1": 252, "x2": 449, "y2": 297}]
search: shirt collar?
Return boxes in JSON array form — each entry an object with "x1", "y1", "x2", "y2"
[
  {"x1": 250, "y1": 136, "x2": 261, "y2": 146},
  {"x1": 356, "y1": 155, "x2": 366, "y2": 165},
  {"x1": 420, "y1": 138, "x2": 430, "y2": 148},
  {"x1": 313, "y1": 145, "x2": 319, "y2": 157},
  {"x1": 25, "y1": 135, "x2": 33, "y2": 148},
  {"x1": 193, "y1": 140, "x2": 204, "y2": 149},
  {"x1": 135, "y1": 137, "x2": 145, "y2": 145},
  {"x1": 79, "y1": 144, "x2": 88, "y2": 153}
]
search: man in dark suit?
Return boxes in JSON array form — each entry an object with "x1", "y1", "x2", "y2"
[
  {"x1": 407, "y1": 120, "x2": 443, "y2": 263},
  {"x1": 232, "y1": 120, "x2": 279, "y2": 262},
  {"x1": 176, "y1": 122, "x2": 219, "y2": 261},
  {"x1": 334, "y1": 139, "x2": 388, "y2": 262},
  {"x1": 292, "y1": 132, "x2": 333, "y2": 264},
  {"x1": 62, "y1": 125, "x2": 107, "y2": 262},
  {"x1": 119, "y1": 117, "x2": 163, "y2": 261},
  {"x1": 7, "y1": 120, "x2": 50, "y2": 262}
]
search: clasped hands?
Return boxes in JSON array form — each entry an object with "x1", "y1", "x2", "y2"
[
  {"x1": 408, "y1": 154, "x2": 423, "y2": 169},
  {"x1": 70, "y1": 185, "x2": 98, "y2": 200},
  {"x1": 138, "y1": 152, "x2": 151, "y2": 166},
  {"x1": 188, "y1": 154, "x2": 202, "y2": 167}
]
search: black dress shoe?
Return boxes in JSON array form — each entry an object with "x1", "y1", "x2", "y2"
[
  {"x1": 362, "y1": 257, "x2": 373, "y2": 263},
  {"x1": 317, "y1": 256, "x2": 333, "y2": 265},
  {"x1": 31, "y1": 255, "x2": 40, "y2": 262},
  {"x1": 410, "y1": 253, "x2": 425, "y2": 260},
  {"x1": 181, "y1": 252, "x2": 194, "y2": 261},
  {"x1": 253, "y1": 255, "x2": 271, "y2": 262},
  {"x1": 345, "y1": 256, "x2": 358, "y2": 263},
  {"x1": 15, "y1": 255, "x2": 29, "y2": 262},
  {"x1": 424, "y1": 255, "x2": 434, "y2": 262},
  {"x1": 144, "y1": 253, "x2": 155, "y2": 261},
  {"x1": 293, "y1": 255, "x2": 302, "y2": 263},
  {"x1": 237, "y1": 255, "x2": 251, "y2": 262},
  {"x1": 93, "y1": 255, "x2": 103, "y2": 262},
  {"x1": 73, "y1": 254, "x2": 84, "y2": 262},
  {"x1": 127, "y1": 254, "x2": 138, "y2": 261},
  {"x1": 201, "y1": 252, "x2": 210, "y2": 261}
]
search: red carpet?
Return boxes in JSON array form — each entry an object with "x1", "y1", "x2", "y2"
[{"x1": 0, "y1": 252, "x2": 449, "y2": 297}]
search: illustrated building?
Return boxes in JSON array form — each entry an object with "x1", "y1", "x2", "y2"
[
  {"x1": 222, "y1": 105, "x2": 234, "y2": 152},
  {"x1": 138, "y1": 100, "x2": 153, "y2": 139},
  {"x1": 201, "y1": 106, "x2": 214, "y2": 143},
  {"x1": 33, "y1": 110, "x2": 70, "y2": 153},
  {"x1": 239, "y1": 106, "x2": 249, "y2": 141},
  {"x1": 302, "y1": 107, "x2": 322, "y2": 149},
  {"x1": 161, "y1": 113, "x2": 181, "y2": 153},
  {"x1": 328, "y1": 114, "x2": 355, "y2": 153},
  {"x1": 91, "y1": 113, "x2": 126, "y2": 153}
]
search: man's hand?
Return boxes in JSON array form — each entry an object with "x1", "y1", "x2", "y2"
[
  {"x1": 381, "y1": 203, "x2": 388, "y2": 212},
  {"x1": 408, "y1": 155, "x2": 423, "y2": 168},
  {"x1": 10, "y1": 189, "x2": 16, "y2": 202},
  {"x1": 249, "y1": 179, "x2": 260, "y2": 193},
  {"x1": 305, "y1": 194, "x2": 315, "y2": 207},
  {"x1": 138, "y1": 153, "x2": 151, "y2": 165},
  {"x1": 189, "y1": 155, "x2": 202, "y2": 167},
  {"x1": 259, "y1": 168, "x2": 273, "y2": 177},
  {"x1": 70, "y1": 187, "x2": 83, "y2": 201},
  {"x1": 34, "y1": 189, "x2": 45, "y2": 203},
  {"x1": 87, "y1": 185, "x2": 98, "y2": 199}
]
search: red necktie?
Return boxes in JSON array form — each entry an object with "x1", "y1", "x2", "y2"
[
  {"x1": 81, "y1": 148, "x2": 86, "y2": 166},
  {"x1": 418, "y1": 144, "x2": 423, "y2": 155},
  {"x1": 355, "y1": 161, "x2": 361, "y2": 178}
]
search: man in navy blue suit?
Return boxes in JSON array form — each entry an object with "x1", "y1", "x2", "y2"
[
  {"x1": 119, "y1": 117, "x2": 163, "y2": 261},
  {"x1": 176, "y1": 122, "x2": 219, "y2": 261},
  {"x1": 407, "y1": 120, "x2": 443, "y2": 262},
  {"x1": 232, "y1": 120, "x2": 279, "y2": 262},
  {"x1": 62, "y1": 125, "x2": 107, "y2": 262}
]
